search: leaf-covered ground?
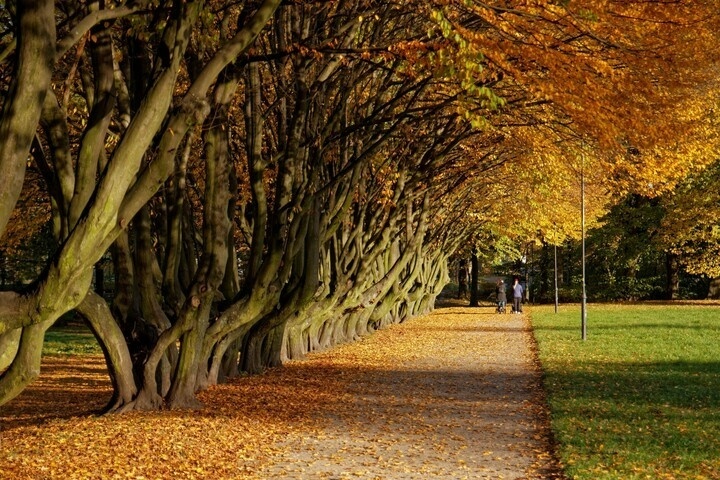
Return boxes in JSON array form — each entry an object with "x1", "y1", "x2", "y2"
[{"x1": 0, "y1": 305, "x2": 563, "y2": 479}]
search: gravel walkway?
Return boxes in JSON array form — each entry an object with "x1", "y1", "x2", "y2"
[
  {"x1": 0, "y1": 303, "x2": 565, "y2": 479},
  {"x1": 256, "y1": 304, "x2": 565, "y2": 479}
]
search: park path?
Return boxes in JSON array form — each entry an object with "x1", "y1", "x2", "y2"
[
  {"x1": 0, "y1": 304, "x2": 564, "y2": 479},
  {"x1": 253, "y1": 304, "x2": 564, "y2": 479}
]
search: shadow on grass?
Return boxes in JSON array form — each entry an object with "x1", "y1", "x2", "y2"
[
  {"x1": 542, "y1": 360, "x2": 720, "y2": 476},
  {"x1": 533, "y1": 323, "x2": 720, "y2": 332},
  {"x1": 546, "y1": 360, "x2": 720, "y2": 410}
]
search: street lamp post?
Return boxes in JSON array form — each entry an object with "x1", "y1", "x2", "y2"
[
  {"x1": 581, "y1": 153, "x2": 587, "y2": 340},
  {"x1": 554, "y1": 241, "x2": 559, "y2": 314},
  {"x1": 521, "y1": 252, "x2": 527, "y2": 302}
]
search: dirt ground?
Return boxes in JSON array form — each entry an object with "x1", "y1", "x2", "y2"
[
  {"x1": 254, "y1": 303, "x2": 565, "y2": 479},
  {"x1": 0, "y1": 303, "x2": 565, "y2": 479}
]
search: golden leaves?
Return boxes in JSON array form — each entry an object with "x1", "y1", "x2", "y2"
[
  {"x1": 424, "y1": 0, "x2": 720, "y2": 192},
  {"x1": 0, "y1": 307, "x2": 561, "y2": 479}
]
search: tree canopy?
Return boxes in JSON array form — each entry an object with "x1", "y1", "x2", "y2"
[{"x1": 1, "y1": 0, "x2": 719, "y2": 410}]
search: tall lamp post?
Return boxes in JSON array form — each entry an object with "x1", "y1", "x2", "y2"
[
  {"x1": 581, "y1": 153, "x2": 587, "y2": 340},
  {"x1": 552, "y1": 223, "x2": 559, "y2": 314},
  {"x1": 521, "y1": 252, "x2": 527, "y2": 301},
  {"x1": 554, "y1": 240, "x2": 559, "y2": 314}
]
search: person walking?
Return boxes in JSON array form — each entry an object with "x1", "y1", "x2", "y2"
[
  {"x1": 512, "y1": 277, "x2": 524, "y2": 314},
  {"x1": 495, "y1": 279, "x2": 507, "y2": 313}
]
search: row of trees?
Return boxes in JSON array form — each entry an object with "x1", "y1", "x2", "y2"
[
  {"x1": 475, "y1": 161, "x2": 720, "y2": 304},
  {"x1": 553, "y1": 160, "x2": 720, "y2": 302},
  {"x1": 1, "y1": 1, "x2": 719, "y2": 411}
]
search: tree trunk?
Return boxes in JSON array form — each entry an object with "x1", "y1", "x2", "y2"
[
  {"x1": 133, "y1": 293, "x2": 207, "y2": 411},
  {"x1": 665, "y1": 252, "x2": 680, "y2": 300},
  {"x1": 469, "y1": 252, "x2": 479, "y2": 307},
  {"x1": 538, "y1": 241, "x2": 551, "y2": 302},
  {"x1": 167, "y1": 302, "x2": 212, "y2": 409},
  {"x1": 68, "y1": 20, "x2": 115, "y2": 229},
  {"x1": 0, "y1": 328, "x2": 21, "y2": 372},
  {"x1": 76, "y1": 292, "x2": 137, "y2": 412},
  {"x1": 0, "y1": 320, "x2": 53, "y2": 407},
  {"x1": 285, "y1": 324, "x2": 307, "y2": 360},
  {"x1": 0, "y1": 0, "x2": 55, "y2": 238},
  {"x1": 707, "y1": 277, "x2": 720, "y2": 299},
  {"x1": 94, "y1": 264, "x2": 105, "y2": 299}
]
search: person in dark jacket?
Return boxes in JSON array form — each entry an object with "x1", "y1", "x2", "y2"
[{"x1": 495, "y1": 279, "x2": 507, "y2": 313}]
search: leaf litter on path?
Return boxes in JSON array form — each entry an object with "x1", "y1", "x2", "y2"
[{"x1": 0, "y1": 306, "x2": 564, "y2": 479}]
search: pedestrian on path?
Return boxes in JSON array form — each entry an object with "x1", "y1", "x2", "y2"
[
  {"x1": 512, "y1": 277, "x2": 524, "y2": 313},
  {"x1": 496, "y1": 279, "x2": 507, "y2": 313}
]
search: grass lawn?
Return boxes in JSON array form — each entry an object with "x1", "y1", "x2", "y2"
[
  {"x1": 43, "y1": 323, "x2": 103, "y2": 356},
  {"x1": 531, "y1": 303, "x2": 720, "y2": 480}
]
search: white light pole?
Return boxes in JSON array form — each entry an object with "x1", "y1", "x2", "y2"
[
  {"x1": 554, "y1": 241, "x2": 559, "y2": 314},
  {"x1": 581, "y1": 152, "x2": 587, "y2": 340},
  {"x1": 521, "y1": 252, "x2": 527, "y2": 302}
]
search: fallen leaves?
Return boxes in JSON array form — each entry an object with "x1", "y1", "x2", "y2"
[{"x1": 0, "y1": 306, "x2": 564, "y2": 479}]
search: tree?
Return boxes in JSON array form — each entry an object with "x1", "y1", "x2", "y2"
[
  {"x1": 660, "y1": 160, "x2": 720, "y2": 298},
  {"x1": 586, "y1": 195, "x2": 666, "y2": 301},
  {"x1": 2, "y1": 0, "x2": 720, "y2": 412},
  {"x1": 0, "y1": 0, "x2": 282, "y2": 408}
]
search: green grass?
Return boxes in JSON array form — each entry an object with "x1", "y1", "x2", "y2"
[
  {"x1": 43, "y1": 325, "x2": 103, "y2": 356},
  {"x1": 531, "y1": 303, "x2": 720, "y2": 480}
]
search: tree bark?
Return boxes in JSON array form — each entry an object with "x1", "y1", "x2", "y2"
[
  {"x1": 665, "y1": 252, "x2": 680, "y2": 300},
  {"x1": 0, "y1": 0, "x2": 55, "y2": 238},
  {"x1": 0, "y1": 328, "x2": 21, "y2": 373},
  {"x1": 707, "y1": 277, "x2": 720, "y2": 299},
  {"x1": 68, "y1": 20, "x2": 115, "y2": 229},
  {"x1": 76, "y1": 292, "x2": 137, "y2": 412},
  {"x1": 0, "y1": 320, "x2": 53, "y2": 407},
  {"x1": 166, "y1": 75, "x2": 235, "y2": 407},
  {"x1": 469, "y1": 252, "x2": 479, "y2": 307}
]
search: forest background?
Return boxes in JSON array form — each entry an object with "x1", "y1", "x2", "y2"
[{"x1": 1, "y1": 0, "x2": 720, "y2": 412}]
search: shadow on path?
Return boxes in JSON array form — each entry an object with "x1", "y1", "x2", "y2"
[
  {"x1": 0, "y1": 307, "x2": 566, "y2": 480},
  {"x1": 253, "y1": 307, "x2": 566, "y2": 479}
]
